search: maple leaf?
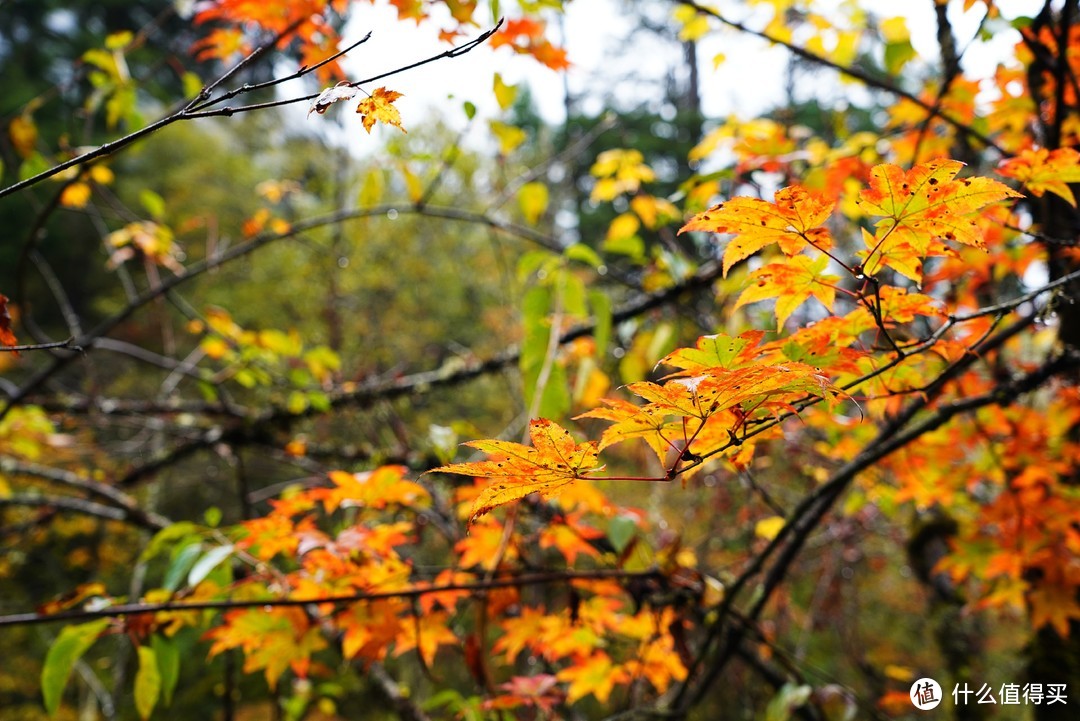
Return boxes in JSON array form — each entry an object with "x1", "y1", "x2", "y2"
[
  {"x1": 484, "y1": 674, "x2": 563, "y2": 713},
  {"x1": 191, "y1": 28, "x2": 249, "y2": 62},
  {"x1": 678, "y1": 185, "x2": 835, "y2": 275},
  {"x1": 493, "y1": 606, "x2": 549, "y2": 662},
  {"x1": 855, "y1": 159, "x2": 1021, "y2": 251},
  {"x1": 315, "y1": 465, "x2": 429, "y2": 513},
  {"x1": 556, "y1": 652, "x2": 630, "y2": 705},
  {"x1": 734, "y1": 254, "x2": 839, "y2": 327},
  {"x1": 338, "y1": 599, "x2": 401, "y2": 662},
  {"x1": 1029, "y1": 579, "x2": 1080, "y2": 637},
  {"x1": 394, "y1": 611, "x2": 458, "y2": 667},
  {"x1": 657, "y1": 331, "x2": 770, "y2": 374},
  {"x1": 205, "y1": 607, "x2": 327, "y2": 689},
  {"x1": 490, "y1": 17, "x2": 570, "y2": 71},
  {"x1": 577, "y1": 397, "x2": 683, "y2": 461},
  {"x1": 356, "y1": 87, "x2": 406, "y2": 134},
  {"x1": 431, "y1": 418, "x2": 600, "y2": 522},
  {"x1": 625, "y1": 635, "x2": 689, "y2": 693},
  {"x1": 0, "y1": 294, "x2": 17, "y2": 350},
  {"x1": 454, "y1": 517, "x2": 518, "y2": 570},
  {"x1": 630, "y1": 363, "x2": 837, "y2": 421},
  {"x1": 540, "y1": 514, "x2": 603, "y2": 564},
  {"x1": 998, "y1": 147, "x2": 1080, "y2": 206}
]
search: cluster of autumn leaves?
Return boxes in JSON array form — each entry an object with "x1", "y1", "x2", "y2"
[
  {"x1": 58, "y1": 134, "x2": 1065, "y2": 710},
  {"x1": 15, "y1": 0, "x2": 1080, "y2": 718}
]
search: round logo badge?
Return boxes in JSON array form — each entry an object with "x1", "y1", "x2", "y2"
[{"x1": 910, "y1": 677, "x2": 943, "y2": 710}]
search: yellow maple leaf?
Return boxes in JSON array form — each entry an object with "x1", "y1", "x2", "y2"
[
  {"x1": 678, "y1": 185, "x2": 835, "y2": 275},
  {"x1": 734, "y1": 254, "x2": 839, "y2": 327},
  {"x1": 206, "y1": 608, "x2": 327, "y2": 689},
  {"x1": 556, "y1": 652, "x2": 630, "y2": 704},
  {"x1": 356, "y1": 87, "x2": 406, "y2": 134}
]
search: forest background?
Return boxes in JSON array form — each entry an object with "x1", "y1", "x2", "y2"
[{"x1": 2, "y1": 1, "x2": 1080, "y2": 720}]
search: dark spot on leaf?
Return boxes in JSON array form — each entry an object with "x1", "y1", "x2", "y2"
[{"x1": 928, "y1": 178, "x2": 938, "y2": 185}]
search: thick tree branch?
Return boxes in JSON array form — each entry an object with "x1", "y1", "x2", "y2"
[
  {"x1": 0, "y1": 493, "x2": 167, "y2": 531},
  {"x1": 0, "y1": 568, "x2": 662, "y2": 629}
]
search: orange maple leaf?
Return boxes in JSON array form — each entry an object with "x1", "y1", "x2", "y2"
[
  {"x1": 454, "y1": 517, "x2": 518, "y2": 570},
  {"x1": 432, "y1": 418, "x2": 600, "y2": 522},
  {"x1": 734, "y1": 254, "x2": 839, "y2": 327},
  {"x1": 356, "y1": 87, "x2": 406, "y2": 134},
  {"x1": 625, "y1": 634, "x2": 688, "y2": 693},
  {"x1": 577, "y1": 397, "x2": 682, "y2": 461},
  {"x1": 630, "y1": 363, "x2": 837, "y2": 421},
  {"x1": 490, "y1": 17, "x2": 570, "y2": 71},
  {"x1": 394, "y1": 611, "x2": 459, "y2": 667},
  {"x1": 998, "y1": 147, "x2": 1080, "y2": 206},
  {"x1": 540, "y1": 514, "x2": 603, "y2": 564},
  {"x1": 1029, "y1": 578, "x2": 1080, "y2": 637},
  {"x1": 493, "y1": 606, "x2": 549, "y2": 662},
  {"x1": 337, "y1": 599, "x2": 401, "y2": 662},
  {"x1": 678, "y1": 185, "x2": 835, "y2": 275},
  {"x1": 856, "y1": 159, "x2": 1021, "y2": 251},
  {"x1": 315, "y1": 465, "x2": 429, "y2": 513},
  {"x1": 191, "y1": 27, "x2": 250, "y2": 62}
]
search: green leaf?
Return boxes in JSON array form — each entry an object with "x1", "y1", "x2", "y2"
[
  {"x1": 163, "y1": 542, "x2": 203, "y2": 592},
  {"x1": 187, "y1": 544, "x2": 234, "y2": 588},
  {"x1": 607, "y1": 515, "x2": 638, "y2": 553},
  {"x1": 41, "y1": 618, "x2": 109, "y2": 716},
  {"x1": 765, "y1": 683, "x2": 813, "y2": 721},
  {"x1": 151, "y1": 635, "x2": 180, "y2": 706},
  {"x1": 203, "y1": 506, "x2": 222, "y2": 528},
  {"x1": 884, "y1": 40, "x2": 916, "y2": 74},
  {"x1": 18, "y1": 152, "x2": 51, "y2": 182},
  {"x1": 602, "y1": 233, "x2": 645, "y2": 261},
  {"x1": 588, "y1": 290, "x2": 612, "y2": 355},
  {"x1": 520, "y1": 285, "x2": 571, "y2": 419},
  {"x1": 558, "y1": 268, "x2": 588, "y2": 318},
  {"x1": 516, "y1": 249, "x2": 559, "y2": 283},
  {"x1": 287, "y1": 390, "x2": 308, "y2": 414},
  {"x1": 134, "y1": 645, "x2": 161, "y2": 720},
  {"x1": 462, "y1": 100, "x2": 477, "y2": 120},
  {"x1": 308, "y1": 391, "x2": 331, "y2": 412},
  {"x1": 139, "y1": 189, "x2": 166, "y2": 221},
  {"x1": 181, "y1": 72, "x2": 203, "y2": 99},
  {"x1": 140, "y1": 522, "x2": 199, "y2": 563},
  {"x1": 564, "y1": 243, "x2": 603, "y2": 269}
]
